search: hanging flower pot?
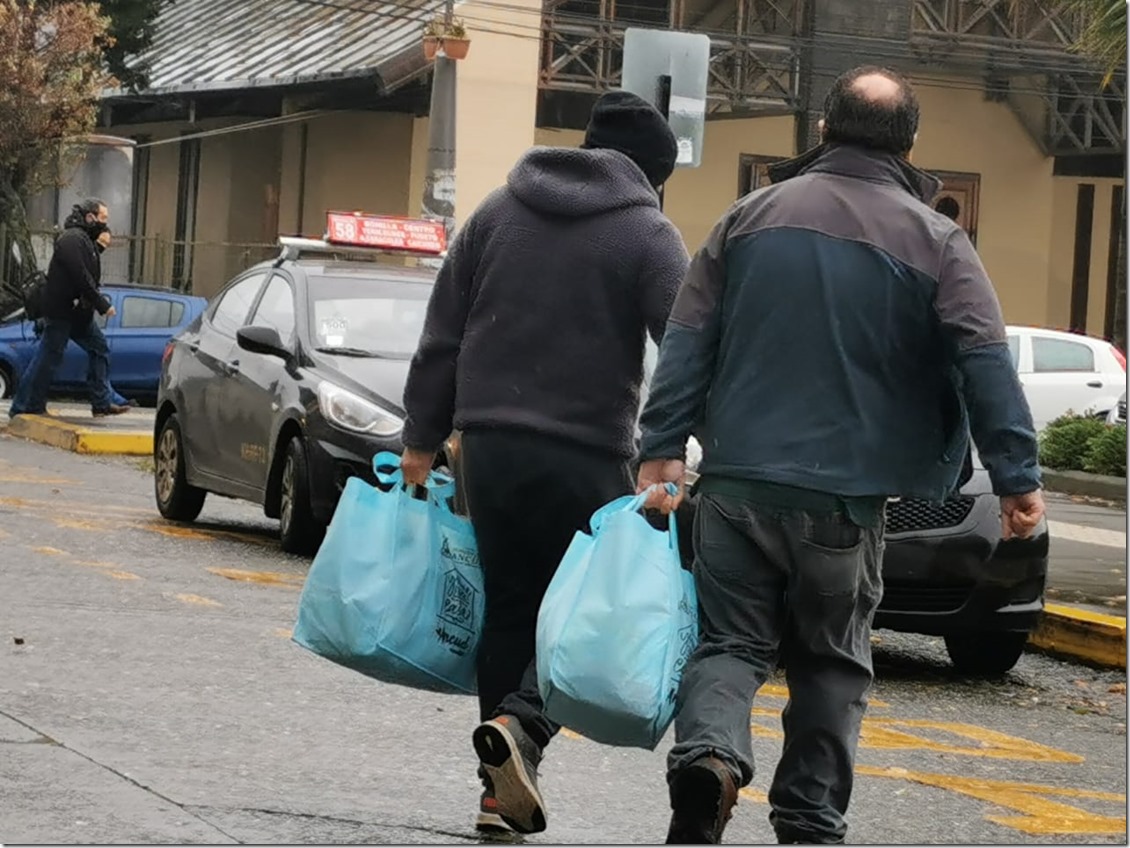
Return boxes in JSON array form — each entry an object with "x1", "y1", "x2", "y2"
[
  {"x1": 441, "y1": 36, "x2": 471, "y2": 60},
  {"x1": 423, "y1": 35, "x2": 439, "y2": 60}
]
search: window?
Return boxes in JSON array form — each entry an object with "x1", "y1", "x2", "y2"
[
  {"x1": 1007, "y1": 335, "x2": 1020, "y2": 369},
  {"x1": 250, "y1": 276, "x2": 296, "y2": 347},
  {"x1": 738, "y1": 154, "x2": 785, "y2": 198},
  {"x1": 1033, "y1": 338, "x2": 1095, "y2": 373},
  {"x1": 210, "y1": 273, "x2": 265, "y2": 337},
  {"x1": 928, "y1": 171, "x2": 981, "y2": 247},
  {"x1": 120, "y1": 296, "x2": 186, "y2": 329}
]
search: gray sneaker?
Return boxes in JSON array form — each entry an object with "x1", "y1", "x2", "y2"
[{"x1": 472, "y1": 715, "x2": 547, "y2": 834}]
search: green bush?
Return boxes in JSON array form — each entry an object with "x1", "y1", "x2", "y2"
[
  {"x1": 1083, "y1": 424, "x2": 1128, "y2": 478},
  {"x1": 1038, "y1": 414, "x2": 1109, "y2": 470}
]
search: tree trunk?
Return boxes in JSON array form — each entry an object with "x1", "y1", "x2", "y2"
[{"x1": 0, "y1": 174, "x2": 38, "y2": 304}]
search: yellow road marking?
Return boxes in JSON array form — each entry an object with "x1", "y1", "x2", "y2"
[
  {"x1": 207, "y1": 567, "x2": 303, "y2": 587},
  {"x1": 0, "y1": 528, "x2": 9, "y2": 539},
  {"x1": 108, "y1": 570, "x2": 141, "y2": 580},
  {"x1": 559, "y1": 728, "x2": 584, "y2": 740},
  {"x1": 0, "y1": 473, "x2": 79, "y2": 485},
  {"x1": 274, "y1": 628, "x2": 293, "y2": 639},
  {"x1": 52, "y1": 517, "x2": 113, "y2": 532},
  {"x1": 857, "y1": 766, "x2": 1126, "y2": 835},
  {"x1": 760, "y1": 683, "x2": 889, "y2": 708},
  {"x1": 71, "y1": 559, "x2": 124, "y2": 569},
  {"x1": 740, "y1": 788, "x2": 768, "y2": 803},
  {"x1": 0, "y1": 495, "x2": 150, "y2": 516},
  {"x1": 143, "y1": 522, "x2": 275, "y2": 547},
  {"x1": 29, "y1": 546, "x2": 68, "y2": 556},
  {"x1": 173, "y1": 593, "x2": 222, "y2": 608}
]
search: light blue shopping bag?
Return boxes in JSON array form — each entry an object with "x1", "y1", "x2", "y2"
[
  {"x1": 536, "y1": 484, "x2": 699, "y2": 750},
  {"x1": 292, "y1": 451, "x2": 482, "y2": 695}
]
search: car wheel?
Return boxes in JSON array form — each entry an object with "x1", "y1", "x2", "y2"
[
  {"x1": 0, "y1": 364, "x2": 12, "y2": 399},
  {"x1": 154, "y1": 414, "x2": 206, "y2": 522},
  {"x1": 944, "y1": 631, "x2": 1029, "y2": 676},
  {"x1": 278, "y1": 437, "x2": 324, "y2": 555}
]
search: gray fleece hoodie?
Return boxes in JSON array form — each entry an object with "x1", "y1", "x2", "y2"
[{"x1": 402, "y1": 146, "x2": 690, "y2": 457}]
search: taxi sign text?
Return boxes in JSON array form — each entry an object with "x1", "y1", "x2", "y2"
[{"x1": 325, "y1": 212, "x2": 447, "y2": 255}]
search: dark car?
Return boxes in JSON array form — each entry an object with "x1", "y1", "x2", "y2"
[
  {"x1": 153, "y1": 218, "x2": 455, "y2": 554},
  {"x1": 0, "y1": 285, "x2": 206, "y2": 402}
]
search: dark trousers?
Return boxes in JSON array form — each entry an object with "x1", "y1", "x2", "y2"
[
  {"x1": 460, "y1": 427, "x2": 632, "y2": 751},
  {"x1": 669, "y1": 493, "x2": 885, "y2": 845},
  {"x1": 10, "y1": 316, "x2": 112, "y2": 416}
]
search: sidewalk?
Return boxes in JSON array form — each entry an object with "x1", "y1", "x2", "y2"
[{"x1": 2, "y1": 403, "x2": 154, "y2": 456}]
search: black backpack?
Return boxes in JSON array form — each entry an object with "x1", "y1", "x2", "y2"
[{"x1": 21, "y1": 270, "x2": 46, "y2": 321}]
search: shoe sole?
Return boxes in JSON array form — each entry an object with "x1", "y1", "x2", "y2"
[
  {"x1": 667, "y1": 765, "x2": 725, "y2": 844},
  {"x1": 475, "y1": 810, "x2": 510, "y2": 833},
  {"x1": 473, "y1": 722, "x2": 547, "y2": 835}
]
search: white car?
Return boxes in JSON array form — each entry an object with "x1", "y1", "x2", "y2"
[{"x1": 1006, "y1": 326, "x2": 1127, "y2": 431}]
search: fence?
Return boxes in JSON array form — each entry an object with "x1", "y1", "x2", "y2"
[{"x1": 0, "y1": 229, "x2": 279, "y2": 302}]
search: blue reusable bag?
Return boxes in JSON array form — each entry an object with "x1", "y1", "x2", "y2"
[
  {"x1": 292, "y1": 451, "x2": 483, "y2": 695},
  {"x1": 536, "y1": 484, "x2": 699, "y2": 750}
]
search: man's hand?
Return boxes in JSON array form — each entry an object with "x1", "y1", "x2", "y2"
[
  {"x1": 637, "y1": 458, "x2": 686, "y2": 515},
  {"x1": 401, "y1": 447, "x2": 436, "y2": 487},
  {"x1": 1001, "y1": 490, "x2": 1045, "y2": 540},
  {"x1": 105, "y1": 306, "x2": 116, "y2": 318},
  {"x1": 97, "y1": 231, "x2": 112, "y2": 249}
]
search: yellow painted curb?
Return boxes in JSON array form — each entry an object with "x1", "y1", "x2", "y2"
[
  {"x1": 1029, "y1": 603, "x2": 1127, "y2": 670},
  {"x1": 7, "y1": 414, "x2": 152, "y2": 456}
]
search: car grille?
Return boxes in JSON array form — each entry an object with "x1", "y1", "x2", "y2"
[
  {"x1": 879, "y1": 581, "x2": 973, "y2": 613},
  {"x1": 885, "y1": 496, "x2": 976, "y2": 535},
  {"x1": 1118, "y1": 399, "x2": 1126, "y2": 423}
]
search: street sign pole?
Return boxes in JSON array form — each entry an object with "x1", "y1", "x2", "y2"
[{"x1": 621, "y1": 28, "x2": 710, "y2": 212}]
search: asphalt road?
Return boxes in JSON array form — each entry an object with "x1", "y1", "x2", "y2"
[{"x1": 0, "y1": 436, "x2": 1126, "y2": 844}]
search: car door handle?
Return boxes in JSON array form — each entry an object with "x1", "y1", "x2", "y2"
[
  {"x1": 223, "y1": 359, "x2": 240, "y2": 376},
  {"x1": 1087, "y1": 380, "x2": 1103, "y2": 388},
  {"x1": 187, "y1": 342, "x2": 199, "y2": 353}
]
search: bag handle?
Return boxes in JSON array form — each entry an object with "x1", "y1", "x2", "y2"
[
  {"x1": 371, "y1": 451, "x2": 457, "y2": 506},
  {"x1": 589, "y1": 483, "x2": 680, "y2": 552}
]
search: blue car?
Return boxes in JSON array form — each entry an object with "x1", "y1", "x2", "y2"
[{"x1": 0, "y1": 285, "x2": 207, "y2": 404}]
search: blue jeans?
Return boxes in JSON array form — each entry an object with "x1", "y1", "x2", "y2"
[{"x1": 9, "y1": 316, "x2": 113, "y2": 415}]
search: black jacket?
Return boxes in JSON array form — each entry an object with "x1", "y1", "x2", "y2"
[
  {"x1": 403, "y1": 147, "x2": 690, "y2": 458},
  {"x1": 43, "y1": 225, "x2": 111, "y2": 321}
]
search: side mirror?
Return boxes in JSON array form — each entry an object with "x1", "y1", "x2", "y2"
[{"x1": 237, "y1": 325, "x2": 288, "y2": 359}]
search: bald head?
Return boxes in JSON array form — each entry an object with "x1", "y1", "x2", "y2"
[{"x1": 821, "y1": 65, "x2": 920, "y2": 157}]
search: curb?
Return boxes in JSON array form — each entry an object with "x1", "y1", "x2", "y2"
[
  {"x1": 1041, "y1": 468, "x2": 1126, "y2": 503},
  {"x1": 1028, "y1": 603, "x2": 1126, "y2": 669},
  {"x1": 7, "y1": 414, "x2": 153, "y2": 456}
]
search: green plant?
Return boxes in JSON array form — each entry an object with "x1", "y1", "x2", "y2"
[
  {"x1": 422, "y1": 16, "x2": 466, "y2": 38},
  {"x1": 1038, "y1": 413, "x2": 1108, "y2": 470},
  {"x1": 422, "y1": 17, "x2": 443, "y2": 37},
  {"x1": 447, "y1": 17, "x2": 467, "y2": 38},
  {"x1": 1083, "y1": 424, "x2": 1127, "y2": 477}
]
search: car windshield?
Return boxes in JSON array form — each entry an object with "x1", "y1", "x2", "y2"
[{"x1": 307, "y1": 274, "x2": 430, "y2": 359}]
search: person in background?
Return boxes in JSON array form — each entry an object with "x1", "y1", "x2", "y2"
[
  {"x1": 8, "y1": 199, "x2": 128, "y2": 418},
  {"x1": 399, "y1": 91, "x2": 690, "y2": 835},
  {"x1": 636, "y1": 66, "x2": 1045, "y2": 845}
]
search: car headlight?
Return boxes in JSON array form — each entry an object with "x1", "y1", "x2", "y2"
[{"x1": 317, "y1": 382, "x2": 403, "y2": 436}]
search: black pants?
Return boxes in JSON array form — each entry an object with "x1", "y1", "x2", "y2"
[{"x1": 460, "y1": 427, "x2": 632, "y2": 751}]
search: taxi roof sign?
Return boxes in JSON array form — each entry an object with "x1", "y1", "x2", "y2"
[{"x1": 325, "y1": 212, "x2": 447, "y2": 256}]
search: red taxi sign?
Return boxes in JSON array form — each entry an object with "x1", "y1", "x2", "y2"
[{"x1": 325, "y1": 212, "x2": 447, "y2": 255}]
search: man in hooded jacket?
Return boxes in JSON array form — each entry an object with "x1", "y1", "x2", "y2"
[
  {"x1": 399, "y1": 90, "x2": 690, "y2": 835},
  {"x1": 9, "y1": 198, "x2": 128, "y2": 418}
]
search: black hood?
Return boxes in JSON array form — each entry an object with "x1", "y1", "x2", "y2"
[
  {"x1": 506, "y1": 147, "x2": 660, "y2": 218},
  {"x1": 314, "y1": 352, "x2": 411, "y2": 415}
]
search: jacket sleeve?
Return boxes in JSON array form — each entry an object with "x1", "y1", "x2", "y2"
[
  {"x1": 401, "y1": 217, "x2": 479, "y2": 453},
  {"x1": 56, "y1": 235, "x2": 110, "y2": 314},
  {"x1": 935, "y1": 228, "x2": 1041, "y2": 496},
  {"x1": 637, "y1": 212, "x2": 730, "y2": 462},
  {"x1": 639, "y1": 216, "x2": 690, "y2": 345}
]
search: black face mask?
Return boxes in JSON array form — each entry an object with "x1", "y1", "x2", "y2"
[{"x1": 85, "y1": 220, "x2": 109, "y2": 239}]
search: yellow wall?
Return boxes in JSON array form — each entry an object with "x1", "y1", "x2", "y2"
[{"x1": 909, "y1": 79, "x2": 1055, "y2": 326}]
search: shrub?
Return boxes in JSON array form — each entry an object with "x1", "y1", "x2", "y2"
[
  {"x1": 1083, "y1": 424, "x2": 1128, "y2": 478},
  {"x1": 1038, "y1": 413, "x2": 1109, "y2": 470}
]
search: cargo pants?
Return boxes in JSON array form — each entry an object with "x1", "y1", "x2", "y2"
[{"x1": 668, "y1": 492, "x2": 885, "y2": 844}]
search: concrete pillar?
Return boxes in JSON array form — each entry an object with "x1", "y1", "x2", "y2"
[{"x1": 452, "y1": 0, "x2": 541, "y2": 226}]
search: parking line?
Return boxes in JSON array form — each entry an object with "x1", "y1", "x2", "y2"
[{"x1": 1048, "y1": 520, "x2": 1126, "y2": 549}]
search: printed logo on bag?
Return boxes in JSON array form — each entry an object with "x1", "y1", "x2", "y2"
[
  {"x1": 666, "y1": 623, "x2": 698, "y2": 704},
  {"x1": 435, "y1": 569, "x2": 478, "y2": 656},
  {"x1": 440, "y1": 536, "x2": 481, "y2": 568}
]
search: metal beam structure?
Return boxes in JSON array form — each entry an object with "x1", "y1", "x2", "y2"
[{"x1": 537, "y1": 0, "x2": 1123, "y2": 154}]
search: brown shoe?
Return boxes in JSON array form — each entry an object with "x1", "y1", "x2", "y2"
[
  {"x1": 93, "y1": 404, "x2": 130, "y2": 417},
  {"x1": 666, "y1": 756, "x2": 739, "y2": 844}
]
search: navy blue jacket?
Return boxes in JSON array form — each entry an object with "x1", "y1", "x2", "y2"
[{"x1": 639, "y1": 143, "x2": 1041, "y2": 501}]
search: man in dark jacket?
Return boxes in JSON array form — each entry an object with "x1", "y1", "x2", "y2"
[
  {"x1": 636, "y1": 67, "x2": 1046, "y2": 845},
  {"x1": 9, "y1": 199, "x2": 127, "y2": 418},
  {"x1": 400, "y1": 90, "x2": 690, "y2": 835}
]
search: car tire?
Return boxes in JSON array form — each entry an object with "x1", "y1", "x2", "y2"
[
  {"x1": 944, "y1": 631, "x2": 1029, "y2": 676},
  {"x1": 0, "y1": 363, "x2": 12, "y2": 399},
  {"x1": 154, "y1": 414, "x2": 206, "y2": 522},
  {"x1": 278, "y1": 437, "x2": 324, "y2": 555}
]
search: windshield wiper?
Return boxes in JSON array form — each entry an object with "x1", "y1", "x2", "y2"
[{"x1": 314, "y1": 346, "x2": 380, "y2": 357}]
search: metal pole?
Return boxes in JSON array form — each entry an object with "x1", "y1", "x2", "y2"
[
  {"x1": 656, "y1": 74, "x2": 672, "y2": 212},
  {"x1": 420, "y1": 0, "x2": 457, "y2": 269}
]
